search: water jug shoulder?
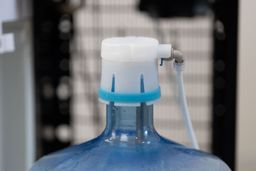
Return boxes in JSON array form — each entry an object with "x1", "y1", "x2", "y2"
[{"x1": 30, "y1": 136, "x2": 231, "y2": 171}]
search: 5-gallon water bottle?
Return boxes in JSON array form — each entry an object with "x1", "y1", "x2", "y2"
[{"x1": 30, "y1": 37, "x2": 231, "y2": 171}]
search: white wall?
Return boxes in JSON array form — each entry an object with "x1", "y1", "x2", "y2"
[
  {"x1": 237, "y1": 0, "x2": 256, "y2": 170},
  {"x1": 0, "y1": 20, "x2": 35, "y2": 171},
  {"x1": 0, "y1": 41, "x2": 3, "y2": 171}
]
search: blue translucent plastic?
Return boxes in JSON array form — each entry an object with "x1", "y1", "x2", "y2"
[
  {"x1": 98, "y1": 86, "x2": 161, "y2": 103},
  {"x1": 99, "y1": 74, "x2": 161, "y2": 103},
  {"x1": 30, "y1": 104, "x2": 231, "y2": 171}
]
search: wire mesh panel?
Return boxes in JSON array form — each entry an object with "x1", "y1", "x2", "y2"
[{"x1": 72, "y1": 0, "x2": 213, "y2": 152}]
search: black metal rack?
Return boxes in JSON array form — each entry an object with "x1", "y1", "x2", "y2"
[
  {"x1": 33, "y1": 0, "x2": 73, "y2": 157},
  {"x1": 212, "y1": 0, "x2": 238, "y2": 170}
]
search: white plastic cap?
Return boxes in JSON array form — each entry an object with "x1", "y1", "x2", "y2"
[
  {"x1": 101, "y1": 36, "x2": 171, "y2": 61},
  {"x1": 99, "y1": 36, "x2": 171, "y2": 106}
]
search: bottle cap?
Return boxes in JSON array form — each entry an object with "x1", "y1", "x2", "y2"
[{"x1": 99, "y1": 36, "x2": 171, "y2": 106}]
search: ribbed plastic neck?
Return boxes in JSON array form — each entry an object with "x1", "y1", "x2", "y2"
[{"x1": 103, "y1": 103, "x2": 160, "y2": 143}]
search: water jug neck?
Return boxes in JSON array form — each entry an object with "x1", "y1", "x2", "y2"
[{"x1": 103, "y1": 103, "x2": 160, "y2": 143}]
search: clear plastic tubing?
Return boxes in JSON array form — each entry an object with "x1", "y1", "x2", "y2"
[{"x1": 174, "y1": 62, "x2": 199, "y2": 149}]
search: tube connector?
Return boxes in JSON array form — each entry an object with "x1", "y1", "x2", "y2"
[
  {"x1": 159, "y1": 48, "x2": 185, "y2": 66},
  {"x1": 173, "y1": 50, "x2": 184, "y2": 64}
]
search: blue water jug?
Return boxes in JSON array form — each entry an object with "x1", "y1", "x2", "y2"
[{"x1": 30, "y1": 104, "x2": 230, "y2": 171}]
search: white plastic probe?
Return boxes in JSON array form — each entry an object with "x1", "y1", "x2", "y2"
[{"x1": 100, "y1": 37, "x2": 199, "y2": 149}]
